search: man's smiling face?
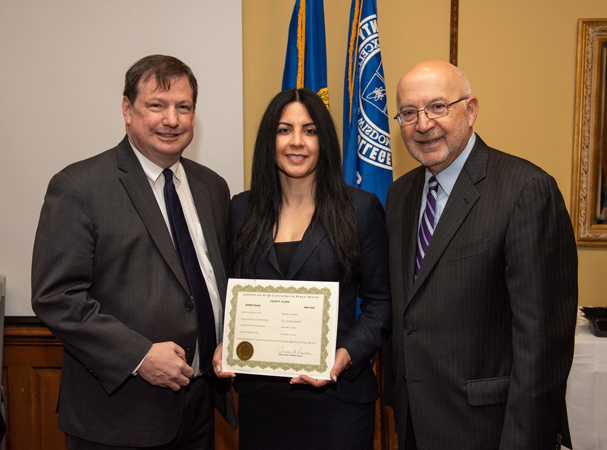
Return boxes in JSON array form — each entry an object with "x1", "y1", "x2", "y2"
[
  {"x1": 122, "y1": 75, "x2": 195, "y2": 168},
  {"x1": 396, "y1": 61, "x2": 478, "y2": 175}
]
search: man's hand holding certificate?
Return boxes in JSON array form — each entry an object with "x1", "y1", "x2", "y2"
[{"x1": 220, "y1": 278, "x2": 339, "y2": 380}]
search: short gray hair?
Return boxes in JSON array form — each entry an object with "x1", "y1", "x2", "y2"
[{"x1": 456, "y1": 66, "x2": 472, "y2": 98}]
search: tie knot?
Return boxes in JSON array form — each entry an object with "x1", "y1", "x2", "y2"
[
  {"x1": 428, "y1": 175, "x2": 438, "y2": 192},
  {"x1": 163, "y1": 169, "x2": 173, "y2": 183}
]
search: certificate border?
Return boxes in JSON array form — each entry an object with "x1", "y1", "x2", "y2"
[{"x1": 226, "y1": 283, "x2": 333, "y2": 373}]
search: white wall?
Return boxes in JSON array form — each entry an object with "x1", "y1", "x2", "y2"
[{"x1": 0, "y1": 0, "x2": 244, "y2": 316}]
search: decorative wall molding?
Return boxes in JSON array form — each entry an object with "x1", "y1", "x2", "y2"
[
  {"x1": 450, "y1": 0, "x2": 459, "y2": 66},
  {"x1": 571, "y1": 19, "x2": 607, "y2": 245}
]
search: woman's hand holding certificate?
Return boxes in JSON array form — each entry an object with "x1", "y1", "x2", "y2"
[{"x1": 289, "y1": 347, "x2": 352, "y2": 386}]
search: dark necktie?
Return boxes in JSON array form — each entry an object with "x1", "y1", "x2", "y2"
[
  {"x1": 416, "y1": 175, "x2": 438, "y2": 275},
  {"x1": 163, "y1": 169, "x2": 216, "y2": 375}
]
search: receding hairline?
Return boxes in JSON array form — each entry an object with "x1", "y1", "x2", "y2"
[{"x1": 397, "y1": 60, "x2": 472, "y2": 102}]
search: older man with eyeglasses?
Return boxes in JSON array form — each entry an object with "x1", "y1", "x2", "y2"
[{"x1": 384, "y1": 60, "x2": 578, "y2": 450}]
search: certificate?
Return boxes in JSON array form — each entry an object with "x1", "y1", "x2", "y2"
[{"x1": 221, "y1": 278, "x2": 339, "y2": 380}]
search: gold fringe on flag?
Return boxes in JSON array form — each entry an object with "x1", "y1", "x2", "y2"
[
  {"x1": 296, "y1": 0, "x2": 306, "y2": 89},
  {"x1": 347, "y1": 0, "x2": 363, "y2": 121}
]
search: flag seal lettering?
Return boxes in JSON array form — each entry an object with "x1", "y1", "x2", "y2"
[
  {"x1": 342, "y1": 0, "x2": 392, "y2": 207},
  {"x1": 356, "y1": 15, "x2": 391, "y2": 170}
]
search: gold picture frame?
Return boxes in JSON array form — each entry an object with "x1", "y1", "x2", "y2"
[{"x1": 571, "y1": 18, "x2": 607, "y2": 246}]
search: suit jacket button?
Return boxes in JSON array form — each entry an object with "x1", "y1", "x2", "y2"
[
  {"x1": 185, "y1": 301, "x2": 194, "y2": 311},
  {"x1": 185, "y1": 347, "x2": 193, "y2": 356},
  {"x1": 404, "y1": 325, "x2": 413, "y2": 335}
]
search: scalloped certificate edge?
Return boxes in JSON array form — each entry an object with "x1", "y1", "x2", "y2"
[{"x1": 221, "y1": 278, "x2": 339, "y2": 379}]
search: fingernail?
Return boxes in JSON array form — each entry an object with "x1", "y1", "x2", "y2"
[
  {"x1": 216, "y1": 365, "x2": 221, "y2": 373},
  {"x1": 332, "y1": 375, "x2": 337, "y2": 382}
]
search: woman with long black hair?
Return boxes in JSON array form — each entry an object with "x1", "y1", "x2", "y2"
[{"x1": 214, "y1": 88, "x2": 391, "y2": 449}]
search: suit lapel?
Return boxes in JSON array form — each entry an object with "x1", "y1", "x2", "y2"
[
  {"x1": 184, "y1": 161, "x2": 228, "y2": 295},
  {"x1": 116, "y1": 138, "x2": 191, "y2": 296},
  {"x1": 258, "y1": 222, "x2": 282, "y2": 276},
  {"x1": 257, "y1": 217, "x2": 327, "y2": 280},
  {"x1": 287, "y1": 221, "x2": 326, "y2": 280},
  {"x1": 402, "y1": 169, "x2": 425, "y2": 295},
  {"x1": 266, "y1": 246, "x2": 282, "y2": 277},
  {"x1": 408, "y1": 139, "x2": 488, "y2": 303}
]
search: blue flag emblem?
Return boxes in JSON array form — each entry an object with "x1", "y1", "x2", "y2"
[
  {"x1": 362, "y1": 66, "x2": 387, "y2": 114},
  {"x1": 343, "y1": 2, "x2": 392, "y2": 205}
]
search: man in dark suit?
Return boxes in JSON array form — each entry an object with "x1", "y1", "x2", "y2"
[
  {"x1": 385, "y1": 60, "x2": 578, "y2": 449},
  {"x1": 32, "y1": 55, "x2": 235, "y2": 449}
]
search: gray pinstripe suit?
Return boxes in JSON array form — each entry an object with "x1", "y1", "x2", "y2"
[{"x1": 385, "y1": 135, "x2": 578, "y2": 450}]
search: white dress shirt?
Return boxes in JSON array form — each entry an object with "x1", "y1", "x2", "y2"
[
  {"x1": 418, "y1": 133, "x2": 477, "y2": 229},
  {"x1": 131, "y1": 142, "x2": 223, "y2": 377}
]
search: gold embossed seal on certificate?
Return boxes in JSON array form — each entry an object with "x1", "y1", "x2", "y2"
[
  {"x1": 236, "y1": 341, "x2": 254, "y2": 360},
  {"x1": 221, "y1": 278, "x2": 339, "y2": 380}
]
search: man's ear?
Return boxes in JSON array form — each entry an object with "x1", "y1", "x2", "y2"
[
  {"x1": 122, "y1": 96, "x2": 132, "y2": 126},
  {"x1": 466, "y1": 96, "x2": 479, "y2": 127}
]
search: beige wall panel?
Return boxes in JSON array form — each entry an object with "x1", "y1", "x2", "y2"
[
  {"x1": 378, "y1": 0, "x2": 451, "y2": 178},
  {"x1": 459, "y1": 0, "x2": 607, "y2": 306},
  {"x1": 242, "y1": 1, "x2": 293, "y2": 189}
]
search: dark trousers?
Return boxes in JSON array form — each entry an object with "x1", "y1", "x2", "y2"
[
  {"x1": 404, "y1": 405, "x2": 417, "y2": 450},
  {"x1": 67, "y1": 376, "x2": 214, "y2": 450}
]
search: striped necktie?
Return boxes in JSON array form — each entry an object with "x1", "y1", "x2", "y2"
[{"x1": 416, "y1": 175, "x2": 438, "y2": 275}]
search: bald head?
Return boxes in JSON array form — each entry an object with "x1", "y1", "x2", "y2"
[
  {"x1": 397, "y1": 60, "x2": 471, "y2": 108},
  {"x1": 395, "y1": 60, "x2": 479, "y2": 174}
]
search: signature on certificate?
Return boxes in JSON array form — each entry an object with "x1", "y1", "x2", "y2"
[{"x1": 277, "y1": 347, "x2": 313, "y2": 356}]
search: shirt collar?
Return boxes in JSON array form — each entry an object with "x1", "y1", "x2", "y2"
[
  {"x1": 427, "y1": 132, "x2": 476, "y2": 195},
  {"x1": 129, "y1": 139, "x2": 181, "y2": 185}
]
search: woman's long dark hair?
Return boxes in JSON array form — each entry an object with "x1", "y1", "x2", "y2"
[{"x1": 231, "y1": 88, "x2": 360, "y2": 284}]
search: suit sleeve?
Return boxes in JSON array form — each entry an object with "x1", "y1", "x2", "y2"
[
  {"x1": 32, "y1": 171, "x2": 152, "y2": 394},
  {"x1": 339, "y1": 193, "x2": 392, "y2": 379},
  {"x1": 500, "y1": 173, "x2": 578, "y2": 449},
  {"x1": 228, "y1": 195, "x2": 242, "y2": 250},
  {"x1": 382, "y1": 184, "x2": 398, "y2": 407}
]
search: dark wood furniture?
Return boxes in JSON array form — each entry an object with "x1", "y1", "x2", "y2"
[{"x1": 2, "y1": 322, "x2": 397, "y2": 450}]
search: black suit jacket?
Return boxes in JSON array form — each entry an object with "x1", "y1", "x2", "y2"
[
  {"x1": 384, "y1": 135, "x2": 578, "y2": 450},
  {"x1": 32, "y1": 136, "x2": 236, "y2": 447},
  {"x1": 230, "y1": 187, "x2": 391, "y2": 403}
]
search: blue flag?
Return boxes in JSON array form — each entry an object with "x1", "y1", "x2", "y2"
[
  {"x1": 282, "y1": 0, "x2": 329, "y2": 107},
  {"x1": 343, "y1": 0, "x2": 392, "y2": 206}
]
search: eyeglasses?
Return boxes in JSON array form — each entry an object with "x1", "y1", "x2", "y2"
[{"x1": 393, "y1": 97, "x2": 469, "y2": 126}]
